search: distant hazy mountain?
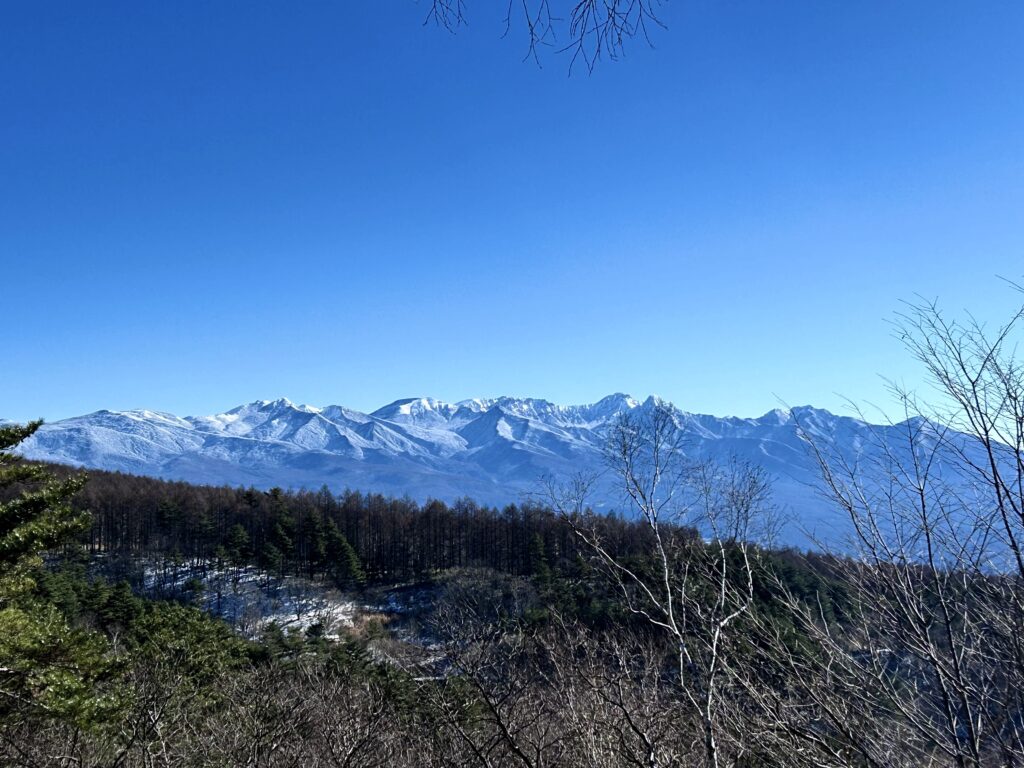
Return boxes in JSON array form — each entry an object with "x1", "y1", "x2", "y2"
[{"x1": 12, "y1": 395, "x2": 962, "y2": 548}]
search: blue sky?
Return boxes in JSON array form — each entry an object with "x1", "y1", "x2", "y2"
[{"x1": 3, "y1": 1, "x2": 1023, "y2": 422}]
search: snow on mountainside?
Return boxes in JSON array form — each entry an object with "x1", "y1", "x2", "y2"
[{"x1": 14, "y1": 395, "x2": 966, "y2": 548}]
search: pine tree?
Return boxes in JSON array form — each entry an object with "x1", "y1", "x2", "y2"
[
  {"x1": 307, "y1": 511, "x2": 328, "y2": 578},
  {"x1": 0, "y1": 421, "x2": 89, "y2": 596},
  {"x1": 0, "y1": 421, "x2": 106, "y2": 721},
  {"x1": 225, "y1": 523, "x2": 251, "y2": 565},
  {"x1": 325, "y1": 518, "x2": 366, "y2": 589},
  {"x1": 528, "y1": 532, "x2": 552, "y2": 586},
  {"x1": 265, "y1": 520, "x2": 293, "y2": 578}
]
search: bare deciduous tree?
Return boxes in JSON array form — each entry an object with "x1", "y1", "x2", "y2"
[
  {"x1": 425, "y1": 0, "x2": 666, "y2": 71},
  {"x1": 759, "y1": 294, "x2": 1024, "y2": 767},
  {"x1": 544, "y1": 401, "x2": 777, "y2": 768}
]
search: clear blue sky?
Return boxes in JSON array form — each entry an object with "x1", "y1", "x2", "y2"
[{"x1": 3, "y1": 1, "x2": 1023, "y2": 423}]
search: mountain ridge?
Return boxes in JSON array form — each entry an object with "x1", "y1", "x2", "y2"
[{"x1": 13, "y1": 395, "x2": 933, "y2": 547}]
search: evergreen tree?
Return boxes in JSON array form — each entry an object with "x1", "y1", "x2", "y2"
[
  {"x1": 308, "y1": 511, "x2": 328, "y2": 577},
  {"x1": 0, "y1": 421, "x2": 107, "y2": 720},
  {"x1": 0, "y1": 421, "x2": 89, "y2": 594},
  {"x1": 528, "y1": 532, "x2": 552, "y2": 586},
  {"x1": 262, "y1": 541, "x2": 284, "y2": 581},
  {"x1": 325, "y1": 518, "x2": 366, "y2": 588},
  {"x1": 265, "y1": 520, "x2": 293, "y2": 577},
  {"x1": 225, "y1": 523, "x2": 251, "y2": 565}
]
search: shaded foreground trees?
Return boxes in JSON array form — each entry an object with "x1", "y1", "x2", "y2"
[
  {"x1": 543, "y1": 404, "x2": 779, "y2": 768},
  {"x1": 537, "y1": 295, "x2": 1024, "y2": 766},
  {"x1": 754, "y1": 296, "x2": 1024, "y2": 767}
]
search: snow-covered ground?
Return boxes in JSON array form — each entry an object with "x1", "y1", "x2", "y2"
[
  {"x1": 94, "y1": 557, "x2": 356, "y2": 639},
  {"x1": 148, "y1": 563, "x2": 358, "y2": 639},
  {"x1": 100, "y1": 556, "x2": 446, "y2": 646}
]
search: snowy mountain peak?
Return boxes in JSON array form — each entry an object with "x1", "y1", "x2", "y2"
[
  {"x1": 251, "y1": 397, "x2": 321, "y2": 414},
  {"x1": 787, "y1": 405, "x2": 847, "y2": 427},
  {"x1": 15, "y1": 393, "x2": 965, "y2": 549},
  {"x1": 758, "y1": 408, "x2": 793, "y2": 425},
  {"x1": 455, "y1": 398, "x2": 497, "y2": 413},
  {"x1": 488, "y1": 397, "x2": 561, "y2": 419},
  {"x1": 371, "y1": 397, "x2": 460, "y2": 422},
  {"x1": 594, "y1": 392, "x2": 640, "y2": 410}
]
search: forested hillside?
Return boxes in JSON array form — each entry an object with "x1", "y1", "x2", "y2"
[
  {"x1": 6, "y1": 301, "x2": 1024, "y2": 767},
  {"x1": 6, "y1": 454, "x2": 860, "y2": 767},
  {"x1": 72, "y1": 467, "x2": 651, "y2": 585}
]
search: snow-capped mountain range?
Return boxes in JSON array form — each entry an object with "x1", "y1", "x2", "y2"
[{"x1": 10, "y1": 394, "x2": 959, "y2": 548}]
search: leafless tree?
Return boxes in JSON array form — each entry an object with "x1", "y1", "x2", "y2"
[
  {"x1": 544, "y1": 401, "x2": 777, "y2": 768},
  {"x1": 758, "y1": 293, "x2": 1024, "y2": 767},
  {"x1": 537, "y1": 614, "x2": 686, "y2": 767},
  {"x1": 426, "y1": 580, "x2": 699, "y2": 768},
  {"x1": 425, "y1": 0, "x2": 666, "y2": 71},
  {"x1": 417, "y1": 571, "x2": 568, "y2": 768}
]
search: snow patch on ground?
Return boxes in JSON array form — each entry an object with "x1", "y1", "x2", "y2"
[{"x1": 136, "y1": 560, "x2": 357, "y2": 639}]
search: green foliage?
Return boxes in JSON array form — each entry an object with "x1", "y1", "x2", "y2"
[
  {"x1": 528, "y1": 532, "x2": 552, "y2": 587},
  {"x1": 259, "y1": 620, "x2": 307, "y2": 658},
  {"x1": 39, "y1": 567, "x2": 150, "y2": 636},
  {"x1": 225, "y1": 523, "x2": 251, "y2": 564},
  {"x1": 325, "y1": 517, "x2": 366, "y2": 588},
  {"x1": 0, "y1": 422, "x2": 102, "y2": 721},
  {"x1": 129, "y1": 601, "x2": 254, "y2": 686},
  {"x1": 38, "y1": 562, "x2": 259, "y2": 707},
  {"x1": 0, "y1": 422, "x2": 90, "y2": 599},
  {"x1": 528, "y1": 554, "x2": 631, "y2": 629},
  {"x1": 0, "y1": 601, "x2": 118, "y2": 723}
]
